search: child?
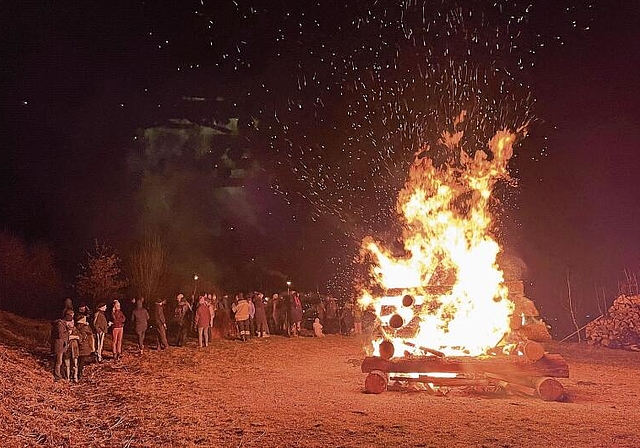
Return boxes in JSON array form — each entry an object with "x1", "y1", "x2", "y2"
[{"x1": 313, "y1": 317, "x2": 324, "y2": 337}]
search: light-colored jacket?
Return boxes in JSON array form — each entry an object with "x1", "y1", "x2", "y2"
[{"x1": 232, "y1": 299, "x2": 250, "y2": 321}]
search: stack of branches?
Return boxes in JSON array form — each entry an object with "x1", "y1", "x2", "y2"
[{"x1": 585, "y1": 295, "x2": 640, "y2": 351}]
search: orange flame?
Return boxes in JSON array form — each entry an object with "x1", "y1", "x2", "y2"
[{"x1": 360, "y1": 118, "x2": 523, "y2": 357}]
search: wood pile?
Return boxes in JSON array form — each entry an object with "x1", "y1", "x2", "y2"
[
  {"x1": 585, "y1": 294, "x2": 640, "y2": 351},
  {"x1": 362, "y1": 341, "x2": 569, "y2": 401}
]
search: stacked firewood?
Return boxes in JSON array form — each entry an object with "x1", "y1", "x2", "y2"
[
  {"x1": 585, "y1": 295, "x2": 640, "y2": 351},
  {"x1": 362, "y1": 341, "x2": 569, "y2": 401}
]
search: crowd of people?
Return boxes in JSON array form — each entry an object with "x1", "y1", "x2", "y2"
[{"x1": 49, "y1": 291, "x2": 364, "y2": 381}]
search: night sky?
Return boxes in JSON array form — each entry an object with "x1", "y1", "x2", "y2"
[{"x1": 1, "y1": 1, "x2": 639, "y2": 335}]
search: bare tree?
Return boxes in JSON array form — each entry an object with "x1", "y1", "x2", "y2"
[
  {"x1": 618, "y1": 269, "x2": 638, "y2": 296},
  {"x1": 130, "y1": 233, "x2": 167, "y2": 301},
  {"x1": 563, "y1": 269, "x2": 581, "y2": 342},
  {"x1": 76, "y1": 241, "x2": 127, "y2": 306}
]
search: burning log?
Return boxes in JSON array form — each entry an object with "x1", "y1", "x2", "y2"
[
  {"x1": 403, "y1": 341, "x2": 445, "y2": 358},
  {"x1": 379, "y1": 340, "x2": 395, "y2": 360},
  {"x1": 518, "y1": 340, "x2": 545, "y2": 361},
  {"x1": 361, "y1": 353, "x2": 569, "y2": 378},
  {"x1": 361, "y1": 352, "x2": 568, "y2": 401}
]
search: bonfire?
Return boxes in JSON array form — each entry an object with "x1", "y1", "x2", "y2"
[{"x1": 358, "y1": 115, "x2": 568, "y2": 400}]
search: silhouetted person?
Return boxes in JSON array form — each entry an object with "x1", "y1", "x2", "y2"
[
  {"x1": 132, "y1": 299, "x2": 150, "y2": 354},
  {"x1": 152, "y1": 299, "x2": 169, "y2": 350}
]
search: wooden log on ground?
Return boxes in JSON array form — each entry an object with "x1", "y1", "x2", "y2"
[
  {"x1": 519, "y1": 340, "x2": 545, "y2": 361},
  {"x1": 361, "y1": 353, "x2": 569, "y2": 378},
  {"x1": 534, "y1": 377, "x2": 565, "y2": 401},
  {"x1": 389, "y1": 376, "x2": 490, "y2": 387},
  {"x1": 364, "y1": 370, "x2": 388, "y2": 394},
  {"x1": 484, "y1": 373, "x2": 537, "y2": 397}
]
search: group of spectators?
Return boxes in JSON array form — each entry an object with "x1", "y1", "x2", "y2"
[{"x1": 50, "y1": 291, "x2": 364, "y2": 381}]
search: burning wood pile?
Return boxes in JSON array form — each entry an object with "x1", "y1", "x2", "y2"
[
  {"x1": 585, "y1": 294, "x2": 640, "y2": 351},
  {"x1": 357, "y1": 119, "x2": 568, "y2": 401},
  {"x1": 361, "y1": 340, "x2": 568, "y2": 401}
]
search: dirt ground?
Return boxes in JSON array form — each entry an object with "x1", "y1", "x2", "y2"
[{"x1": 1, "y1": 312, "x2": 640, "y2": 447}]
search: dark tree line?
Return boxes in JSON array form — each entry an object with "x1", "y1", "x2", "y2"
[{"x1": 0, "y1": 230, "x2": 64, "y2": 318}]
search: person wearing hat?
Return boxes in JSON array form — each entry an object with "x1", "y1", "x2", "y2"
[
  {"x1": 92, "y1": 302, "x2": 109, "y2": 362},
  {"x1": 75, "y1": 314, "x2": 95, "y2": 380},
  {"x1": 51, "y1": 309, "x2": 73, "y2": 380}
]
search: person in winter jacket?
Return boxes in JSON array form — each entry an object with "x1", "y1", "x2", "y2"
[
  {"x1": 253, "y1": 292, "x2": 269, "y2": 337},
  {"x1": 289, "y1": 291, "x2": 303, "y2": 337},
  {"x1": 92, "y1": 302, "x2": 109, "y2": 362},
  {"x1": 131, "y1": 299, "x2": 150, "y2": 354},
  {"x1": 174, "y1": 293, "x2": 191, "y2": 347},
  {"x1": 75, "y1": 314, "x2": 95, "y2": 380},
  {"x1": 152, "y1": 299, "x2": 169, "y2": 350},
  {"x1": 51, "y1": 309, "x2": 72, "y2": 380},
  {"x1": 194, "y1": 296, "x2": 212, "y2": 348},
  {"x1": 232, "y1": 293, "x2": 251, "y2": 342},
  {"x1": 65, "y1": 318, "x2": 81, "y2": 382},
  {"x1": 111, "y1": 299, "x2": 126, "y2": 361}
]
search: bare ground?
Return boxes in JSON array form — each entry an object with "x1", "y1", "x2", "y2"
[{"x1": 1, "y1": 311, "x2": 640, "y2": 447}]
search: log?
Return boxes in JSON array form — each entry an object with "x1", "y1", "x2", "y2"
[
  {"x1": 485, "y1": 373, "x2": 536, "y2": 397},
  {"x1": 404, "y1": 341, "x2": 445, "y2": 358},
  {"x1": 364, "y1": 370, "x2": 388, "y2": 394},
  {"x1": 485, "y1": 373, "x2": 565, "y2": 401},
  {"x1": 379, "y1": 340, "x2": 395, "y2": 360},
  {"x1": 361, "y1": 353, "x2": 569, "y2": 378},
  {"x1": 389, "y1": 376, "x2": 490, "y2": 387},
  {"x1": 534, "y1": 377, "x2": 565, "y2": 402},
  {"x1": 520, "y1": 341, "x2": 545, "y2": 361}
]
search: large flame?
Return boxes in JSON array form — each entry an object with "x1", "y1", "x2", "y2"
[{"x1": 360, "y1": 117, "x2": 523, "y2": 357}]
